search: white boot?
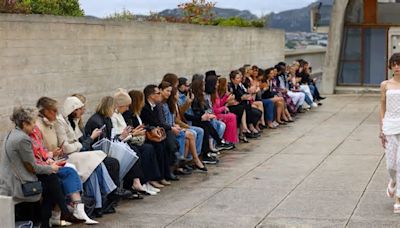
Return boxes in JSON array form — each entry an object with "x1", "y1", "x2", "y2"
[
  {"x1": 49, "y1": 211, "x2": 72, "y2": 227},
  {"x1": 73, "y1": 203, "x2": 99, "y2": 225}
]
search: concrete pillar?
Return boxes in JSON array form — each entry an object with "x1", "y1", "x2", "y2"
[
  {"x1": 321, "y1": 0, "x2": 349, "y2": 94},
  {"x1": 0, "y1": 196, "x2": 14, "y2": 228}
]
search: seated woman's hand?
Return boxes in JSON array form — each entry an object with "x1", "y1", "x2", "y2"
[
  {"x1": 171, "y1": 126, "x2": 181, "y2": 136},
  {"x1": 51, "y1": 163, "x2": 61, "y2": 173},
  {"x1": 90, "y1": 128, "x2": 103, "y2": 140},
  {"x1": 119, "y1": 127, "x2": 131, "y2": 140},
  {"x1": 131, "y1": 126, "x2": 146, "y2": 137},
  {"x1": 201, "y1": 113, "x2": 210, "y2": 121},
  {"x1": 52, "y1": 147, "x2": 63, "y2": 157}
]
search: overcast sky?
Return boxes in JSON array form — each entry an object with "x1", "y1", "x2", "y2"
[{"x1": 80, "y1": 0, "x2": 315, "y2": 18}]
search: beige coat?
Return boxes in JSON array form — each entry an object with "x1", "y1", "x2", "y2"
[
  {"x1": 36, "y1": 116, "x2": 59, "y2": 151},
  {"x1": 51, "y1": 97, "x2": 107, "y2": 182}
]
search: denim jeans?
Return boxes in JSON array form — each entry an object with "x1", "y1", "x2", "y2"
[
  {"x1": 261, "y1": 99, "x2": 275, "y2": 122},
  {"x1": 57, "y1": 167, "x2": 82, "y2": 196},
  {"x1": 211, "y1": 119, "x2": 226, "y2": 145}
]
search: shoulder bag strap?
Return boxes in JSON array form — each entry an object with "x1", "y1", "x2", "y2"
[{"x1": 4, "y1": 130, "x2": 26, "y2": 183}]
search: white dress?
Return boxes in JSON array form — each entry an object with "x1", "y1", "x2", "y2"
[{"x1": 383, "y1": 89, "x2": 400, "y2": 196}]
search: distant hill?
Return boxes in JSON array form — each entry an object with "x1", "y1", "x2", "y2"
[
  {"x1": 268, "y1": 0, "x2": 333, "y2": 32},
  {"x1": 158, "y1": 7, "x2": 258, "y2": 20}
]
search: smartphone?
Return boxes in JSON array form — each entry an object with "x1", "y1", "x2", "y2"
[{"x1": 99, "y1": 124, "x2": 106, "y2": 131}]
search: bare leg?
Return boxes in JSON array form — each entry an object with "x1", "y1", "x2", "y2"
[{"x1": 185, "y1": 131, "x2": 205, "y2": 168}]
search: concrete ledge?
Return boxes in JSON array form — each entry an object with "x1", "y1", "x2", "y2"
[
  {"x1": 0, "y1": 196, "x2": 14, "y2": 228},
  {"x1": 335, "y1": 86, "x2": 380, "y2": 94}
]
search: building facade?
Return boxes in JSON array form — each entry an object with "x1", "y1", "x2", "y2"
[{"x1": 323, "y1": 0, "x2": 400, "y2": 93}]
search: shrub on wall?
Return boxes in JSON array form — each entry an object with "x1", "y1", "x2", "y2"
[
  {"x1": 0, "y1": 0, "x2": 84, "y2": 16},
  {"x1": 213, "y1": 17, "x2": 265, "y2": 28}
]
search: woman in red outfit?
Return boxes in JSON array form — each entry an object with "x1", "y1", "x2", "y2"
[{"x1": 205, "y1": 75, "x2": 239, "y2": 144}]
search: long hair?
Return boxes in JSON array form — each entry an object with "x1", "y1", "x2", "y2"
[
  {"x1": 217, "y1": 77, "x2": 228, "y2": 98},
  {"x1": 162, "y1": 73, "x2": 178, "y2": 87},
  {"x1": 96, "y1": 96, "x2": 114, "y2": 118},
  {"x1": 205, "y1": 75, "x2": 218, "y2": 104},
  {"x1": 71, "y1": 93, "x2": 86, "y2": 129},
  {"x1": 191, "y1": 79, "x2": 205, "y2": 107},
  {"x1": 167, "y1": 87, "x2": 178, "y2": 115},
  {"x1": 128, "y1": 90, "x2": 145, "y2": 116}
]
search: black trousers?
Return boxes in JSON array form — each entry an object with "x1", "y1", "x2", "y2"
[
  {"x1": 130, "y1": 143, "x2": 161, "y2": 184},
  {"x1": 37, "y1": 174, "x2": 70, "y2": 227},
  {"x1": 165, "y1": 130, "x2": 178, "y2": 166},
  {"x1": 102, "y1": 157, "x2": 120, "y2": 187},
  {"x1": 242, "y1": 101, "x2": 262, "y2": 126},
  {"x1": 192, "y1": 120, "x2": 223, "y2": 156},
  {"x1": 123, "y1": 154, "x2": 144, "y2": 190},
  {"x1": 148, "y1": 140, "x2": 169, "y2": 180},
  {"x1": 228, "y1": 103, "x2": 245, "y2": 125},
  {"x1": 15, "y1": 201, "x2": 41, "y2": 224}
]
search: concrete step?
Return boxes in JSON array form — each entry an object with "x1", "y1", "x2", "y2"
[{"x1": 335, "y1": 86, "x2": 380, "y2": 94}]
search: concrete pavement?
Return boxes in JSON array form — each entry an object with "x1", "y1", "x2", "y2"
[{"x1": 75, "y1": 94, "x2": 396, "y2": 228}]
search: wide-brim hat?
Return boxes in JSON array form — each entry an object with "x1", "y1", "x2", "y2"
[{"x1": 205, "y1": 70, "x2": 221, "y2": 80}]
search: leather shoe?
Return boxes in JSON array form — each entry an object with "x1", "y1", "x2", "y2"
[
  {"x1": 102, "y1": 206, "x2": 116, "y2": 214},
  {"x1": 114, "y1": 187, "x2": 133, "y2": 199},
  {"x1": 93, "y1": 208, "x2": 103, "y2": 218},
  {"x1": 174, "y1": 168, "x2": 192, "y2": 176},
  {"x1": 166, "y1": 172, "x2": 180, "y2": 181}
]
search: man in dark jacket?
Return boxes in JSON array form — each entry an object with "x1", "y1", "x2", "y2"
[{"x1": 141, "y1": 85, "x2": 180, "y2": 181}]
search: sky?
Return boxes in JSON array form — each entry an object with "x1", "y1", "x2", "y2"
[{"x1": 80, "y1": 0, "x2": 315, "y2": 18}]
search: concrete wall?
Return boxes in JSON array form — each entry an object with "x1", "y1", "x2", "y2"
[
  {"x1": 0, "y1": 14, "x2": 284, "y2": 144},
  {"x1": 322, "y1": 0, "x2": 350, "y2": 94},
  {"x1": 0, "y1": 196, "x2": 13, "y2": 227},
  {"x1": 285, "y1": 48, "x2": 326, "y2": 77}
]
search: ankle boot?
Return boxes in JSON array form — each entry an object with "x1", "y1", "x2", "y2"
[
  {"x1": 60, "y1": 212, "x2": 85, "y2": 224},
  {"x1": 73, "y1": 203, "x2": 99, "y2": 225}
]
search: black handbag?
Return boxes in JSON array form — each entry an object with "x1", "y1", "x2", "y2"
[{"x1": 4, "y1": 131, "x2": 43, "y2": 197}]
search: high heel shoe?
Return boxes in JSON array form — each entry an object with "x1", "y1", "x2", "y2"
[{"x1": 239, "y1": 135, "x2": 249, "y2": 143}]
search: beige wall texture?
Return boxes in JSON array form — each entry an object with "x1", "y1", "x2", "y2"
[
  {"x1": 0, "y1": 14, "x2": 284, "y2": 143},
  {"x1": 322, "y1": 0, "x2": 350, "y2": 94}
]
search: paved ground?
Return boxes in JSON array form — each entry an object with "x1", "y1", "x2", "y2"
[{"x1": 76, "y1": 94, "x2": 400, "y2": 228}]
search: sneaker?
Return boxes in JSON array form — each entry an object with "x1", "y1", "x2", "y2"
[
  {"x1": 311, "y1": 102, "x2": 318, "y2": 108},
  {"x1": 142, "y1": 184, "x2": 158, "y2": 195},
  {"x1": 145, "y1": 183, "x2": 160, "y2": 193},
  {"x1": 215, "y1": 143, "x2": 234, "y2": 151},
  {"x1": 202, "y1": 155, "x2": 218, "y2": 164},
  {"x1": 208, "y1": 152, "x2": 219, "y2": 158}
]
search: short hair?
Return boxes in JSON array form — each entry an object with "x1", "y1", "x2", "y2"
[
  {"x1": 36, "y1": 97, "x2": 57, "y2": 113},
  {"x1": 389, "y1": 53, "x2": 400, "y2": 70},
  {"x1": 229, "y1": 70, "x2": 241, "y2": 80},
  {"x1": 95, "y1": 96, "x2": 114, "y2": 117},
  {"x1": 143, "y1": 84, "x2": 158, "y2": 99},
  {"x1": 10, "y1": 106, "x2": 38, "y2": 129}
]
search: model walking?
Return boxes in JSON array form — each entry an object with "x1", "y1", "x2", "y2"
[{"x1": 380, "y1": 53, "x2": 400, "y2": 213}]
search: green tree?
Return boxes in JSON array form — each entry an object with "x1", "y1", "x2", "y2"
[
  {"x1": 178, "y1": 0, "x2": 216, "y2": 25},
  {"x1": 0, "y1": 0, "x2": 84, "y2": 16}
]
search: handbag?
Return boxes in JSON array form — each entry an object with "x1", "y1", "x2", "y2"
[
  {"x1": 4, "y1": 131, "x2": 42, "y2": 197},
  {"x1": 145, "y1": 126, "x2": 166, "y2": 142}
]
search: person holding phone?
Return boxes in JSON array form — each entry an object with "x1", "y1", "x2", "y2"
[{"x1": 0, "y1": 107, "x2": 85, "y2": 227}]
